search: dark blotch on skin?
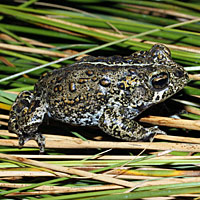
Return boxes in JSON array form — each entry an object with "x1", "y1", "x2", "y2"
[
  {"x1": 92, "y1": 76, "x2": 98, "y2": 82},
  {"x1": 86, "y1": 70, "x2": 94, "y2": 76},
  {"x1": 69, "y1": 82, "x2": 76, "y2": 92},
  {"x1": 118, "y1": 83, "x2": 125, "y2": 90},
  {"x1": 78, "y1": 78, "x2": 89, "y2": 84},
  {"x1": 99, "y1": 78, "x2": 111, "y2": 87}
]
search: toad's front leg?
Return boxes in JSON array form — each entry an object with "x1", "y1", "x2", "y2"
[{"x1": 98, "y1": 107, "x2": 165, "y2": 142}]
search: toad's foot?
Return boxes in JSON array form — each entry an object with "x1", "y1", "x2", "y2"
[
  {"x1": 19, "y1": 132, "x2": 45, "y2": 153},
  {"x1": 143, "y1": 126, "x2": 166, "y2": 142},
  {"x1": 8, "y1": 91, "x2": 46, "y2": 153}
]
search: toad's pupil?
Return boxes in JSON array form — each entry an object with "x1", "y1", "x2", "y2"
[{"x1": 151, "y1": 72, "x2": 169, "y2": 90}]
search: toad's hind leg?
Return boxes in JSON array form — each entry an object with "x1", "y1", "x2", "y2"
[
  {"x1": 98, "y1": 107, "x2": 166, "y2": 142},
  {"x1": 8, "y1": 91, "x2": 46, "y2": 153}
]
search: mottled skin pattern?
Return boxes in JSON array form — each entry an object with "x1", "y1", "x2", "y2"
[{"x1": 8, "y1": 44, "x2": 189, "y2": 152}]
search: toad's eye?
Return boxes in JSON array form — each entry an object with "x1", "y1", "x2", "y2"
[{"x1": 151, "y1": 72, "x2": 169, "y2": 90}]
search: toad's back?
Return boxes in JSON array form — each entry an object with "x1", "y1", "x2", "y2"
[
  {"x1": 36, "y1": 56, "x2": 152, "y2": 126},
  {"x1": 8, "y1": 44, "x2": 189, "y2": 152}
]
